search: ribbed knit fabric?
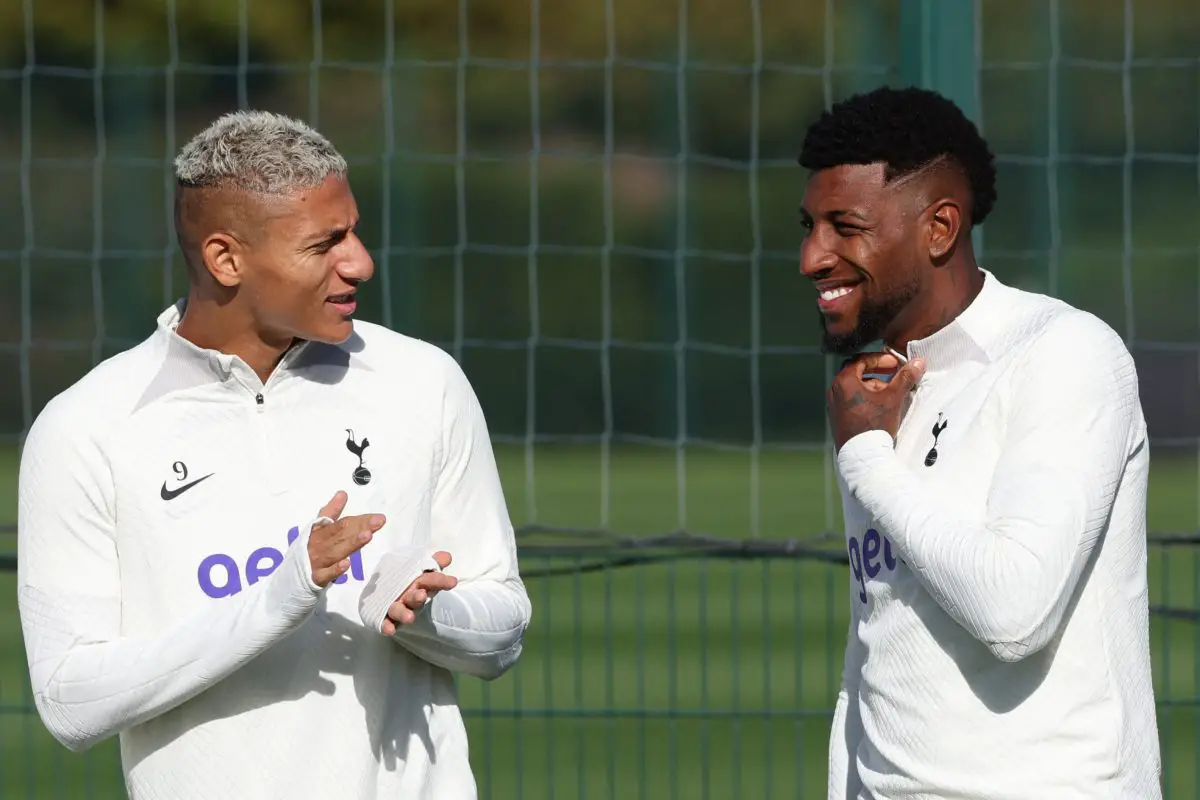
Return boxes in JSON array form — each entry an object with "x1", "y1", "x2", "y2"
[{"x1": 827, "y1": 271, "x2": 1160, "y2": 799}]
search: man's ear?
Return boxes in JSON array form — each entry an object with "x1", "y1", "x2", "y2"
[
  {"x1": 926, "y1": 198, "x2": 963, "y2": 263},
  {"x1": 200, "y1": 232, "x2": 245, "y2": 288}
]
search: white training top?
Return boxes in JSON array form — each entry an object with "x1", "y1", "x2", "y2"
[
  {"x1": 827, "y1": 270, "x2": 1161, "y2": 800},
  {"x1": 17, "y1": 302, "x2": 532, "y2": 800}
]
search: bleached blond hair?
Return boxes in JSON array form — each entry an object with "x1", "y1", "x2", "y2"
[{"x1": 173, "y1": 110, "x2": 346, "y2": 194}]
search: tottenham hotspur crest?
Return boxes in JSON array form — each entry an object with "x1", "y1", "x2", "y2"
[
  {"x1": 345, "y1": 429, "x2": 372, "y2": 485},
  {"x1": 924, "y1": 413, "x2": 948, "y2": 467}
]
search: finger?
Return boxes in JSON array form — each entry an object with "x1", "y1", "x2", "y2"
[
  {"x1": 311, "y1": 514, "x2": 385, "y2": 582},
  {"x1": 837, "y1": 352, "x2": 902, "y2": 389},
  {"x1": 400, "y1": 574, "x2": 458, "y2": 609},
  {"x1": 401, "y1": 574, "x2": 457, "y2": 602},
  {"x1": 315, "y1": 529, "x2": 376, "y2": 579},
  {"x1": 380, "y1": 618, "x2": 397, "y2": 636},
  {"x1": 416, "y1": 573, "x2": 459, "y2": 593},
  {"x1": 842, "y1": 358, "x2": 877, "y2": 387},
  {"x1": 432, "y1": 551, "x2": 453, "y2": 570},
  {"x1": 400, "y1": 588, "x2": 428, "y2": 610},
  {"x1": 887, "y1": 358, "x2": 926, "y2": 394},
  {"x1": 316, "y1": 491, "x2": 349, "y2": 523},
  {"x1": 837, "y1": 350, "x2": 897, "y2": 371},
  {"x1": 321, "y1": 513, "x2": 386, "y2": 551},
  {"x1": 348, "y1": 513, "x2": 387, "y2": 541},
  {"x1": 311, "y1": 556, "x2": 354, "y2": 587},
  {"x1": 854, "y1": 351, "x2": 902, "y2": 373},
  {"x1": 387, "y1": 600, "x2": 417, "y2": 627}
]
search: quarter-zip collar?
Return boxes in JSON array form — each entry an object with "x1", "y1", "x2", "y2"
[{"x1": 155, "y1": 299, "x2": 313, "y2": 396}]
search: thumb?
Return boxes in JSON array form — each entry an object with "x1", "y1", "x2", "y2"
[
  {"x1": 890, "y1": 358, "x2": 926, "y2": 394},
  {"x1": 318, "y1": 490, "x2": 349, "y2": 522},
  {"x1": 432, "y1": 551, "x2": 453, "y2": 570}
]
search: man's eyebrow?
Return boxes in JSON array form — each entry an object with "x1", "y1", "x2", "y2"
[
  {"x1": 800, "y1": 207, "x2": 869, "y2": 222},
  {"x1": 304, "y1": 219, "x2": 359, "y2": 246}
]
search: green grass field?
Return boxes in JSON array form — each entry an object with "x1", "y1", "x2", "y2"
[{"x1": 1, "y1": 442, "x2": 1199, "y2": 798}]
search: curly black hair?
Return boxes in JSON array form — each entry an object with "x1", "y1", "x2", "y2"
[{"x1": 799, "y1": 86, "x2": 997, "y2": 226}]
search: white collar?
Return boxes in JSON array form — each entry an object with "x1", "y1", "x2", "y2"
[
  {"x1": 903, "y1": 269, "x2": 1013, "y2": 373},
  {"x1": 154, "y1": 299, "x2": 313, "y2": 389}
]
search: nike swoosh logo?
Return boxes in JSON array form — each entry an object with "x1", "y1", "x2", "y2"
[{"x1": 161, "y1": 473, "x2": 214, "y2": 501}]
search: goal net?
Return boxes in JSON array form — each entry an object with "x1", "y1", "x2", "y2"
[{"x1": 1, "y1": 0, "x2": 1197, "y2": 797}]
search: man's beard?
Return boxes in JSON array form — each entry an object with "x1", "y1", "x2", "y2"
[{"x1": 818, "y1": 286, "x2": 918, "y2": 356}]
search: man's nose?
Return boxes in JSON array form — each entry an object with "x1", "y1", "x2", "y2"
[
  {"x1": 338, "y1": 233, "x2": 375, "y2": 283},
  {"x1": 800, "y1": 236, "x2": 838, "y2": 279}
]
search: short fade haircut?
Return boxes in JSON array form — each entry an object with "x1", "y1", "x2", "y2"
[
  {"x1": 173, "y1": 109, "x2": 347, "y2": 195},
  {"x1": 798, "y1": 86, "x2": 997, "y2": 226},
  {"x1": 173, "y1": 111, "x2": 347, "y2": 274}
]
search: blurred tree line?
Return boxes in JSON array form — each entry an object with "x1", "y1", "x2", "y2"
[{"x1": 0, "y1": 0, "x2": 1196, "y2": 444}]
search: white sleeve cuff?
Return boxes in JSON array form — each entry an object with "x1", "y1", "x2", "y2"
[
  {"x1": 263, "y1": 515, "x2": 332, "y2": 618},
  {"x1": 836, "y1": 429, "x2": 897, "y2": 490},
  {"x1": 358, "y1": 547, "x2": 443, "y2": 634}
]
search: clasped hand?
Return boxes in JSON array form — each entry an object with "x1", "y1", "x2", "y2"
[
  {"x1": 380, "y1": 551, "x2": 457, "y2": 635},
  {"x1": 307, "y1": 491, "x2": 458, "y2": 636},
  {"x1": 827, "y1": 351, "x2": 926, "y2": 450}
]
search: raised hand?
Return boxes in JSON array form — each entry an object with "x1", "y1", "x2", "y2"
[
  {"x1": 828, "y1": 351, "x2": 926, "y2": 450},
  {"x1": 307, "y1": 491, "x2": 386, "y2": 587},
  {"x1": 380, "y1": 551, "x2": 457, "y2": 635}
]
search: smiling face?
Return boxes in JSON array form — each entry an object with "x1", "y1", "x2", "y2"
[{"x1": 799, "y1": 163, "x2": 926, "y2": 355}]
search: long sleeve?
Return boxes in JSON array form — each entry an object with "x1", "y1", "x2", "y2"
[
  {"x1": 385, "y1": 352, "x2": 532, "y2": 680},
  {"x1": 835, "y1": 312, "x2": 1141, "y2": 663},
  {"x1": 828, "y1": 603, "x2": 865, "y2": 800},
  {"x1": 16, "y1": 400, "x2": 327, "y2": 753}
]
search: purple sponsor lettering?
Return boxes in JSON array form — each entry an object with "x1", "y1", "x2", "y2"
[
  {"x1": 198, "y1": 525, "x2": 366, "y2": 599},
  {"x1": 847, "y1": 528, "x2": 900, "y2": 605}
]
